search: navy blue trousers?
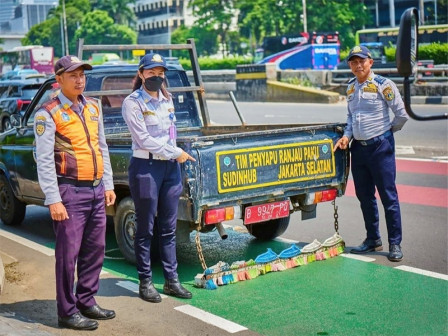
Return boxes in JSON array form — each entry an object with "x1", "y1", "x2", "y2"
[
  {"x1": 129, "y1": 157, "x2": 182, "y2": 281},
  {"x1": 350, "y1": 134, "x2": 402, "y2": 245},
  {"x1": 54, "y1": 182, "x2": 106, "y2": 317}
]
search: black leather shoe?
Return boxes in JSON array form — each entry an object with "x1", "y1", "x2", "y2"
[
  {"x1": 80, "y1": 304, "x2": 116, "y2": 320},
  {"x1": 139, "y1": 279, "x2": 162, "y2": 303},
  {"x1": 388, "y1": 244, "x2": 403, "y2": 262},
  {"x1": 163, "y1": 278, "x2": 192, "y2": 299},
  {"x1": 350, "y1": 239, "x2": 383, "y2": 254},
  {"x1": 58, "y1": 312, "x2": 98, "y2": 330}
]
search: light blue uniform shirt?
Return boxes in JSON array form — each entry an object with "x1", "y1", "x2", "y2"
[
  {"x1": 343, "y1": 72, "x2": 409, "y2": 141},
  {"x1": 34, "y1": 92, "x2": 114, "y2": 205},
  {"x1": 121, "y1": 87, "x2": 183, "y2": 160}
]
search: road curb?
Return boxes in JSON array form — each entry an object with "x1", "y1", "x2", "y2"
[
  {"x1": 411, "y1": 96, "x2": 448, "y2": 104},
  {"x1": 0, "y1": 254, "x2": 4, "y2": 295}
]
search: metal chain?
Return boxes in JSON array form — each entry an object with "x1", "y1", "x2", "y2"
[
  {"x1": 195, "y1": 230, "x2": 208, "y2": 270},
  {"x1": 332, "y1": 199, "x2": 339, "y2": 233}
]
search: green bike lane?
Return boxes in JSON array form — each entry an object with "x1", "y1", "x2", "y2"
[{"x1": 101, "y1": 227, "x2": 448, "y2": 336}]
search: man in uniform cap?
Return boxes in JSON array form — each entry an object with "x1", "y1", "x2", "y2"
[
  {"x1": 34, "y1": 55, "x2": 116, "y2": 330},
  {"x1": 334, "y1": 46, "x2": 408, "y2": 262}
]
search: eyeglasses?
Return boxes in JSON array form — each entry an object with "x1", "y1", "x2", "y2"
[{"x1": 348, "y1": 59, "x2": 369, "y2": 66}]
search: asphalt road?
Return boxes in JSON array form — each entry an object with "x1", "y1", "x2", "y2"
[{"x1": 1, "y1": 101, "x2": 447, "y2": 335}]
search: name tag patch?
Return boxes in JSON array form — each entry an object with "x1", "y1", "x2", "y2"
[{"x1": 363, "y1": 83, "x2": 377, "y2": 93}]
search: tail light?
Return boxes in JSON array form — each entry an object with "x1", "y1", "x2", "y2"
[
  {"x1": 204, "y1": 206, "x2": 241, "y2": 225},
  {"x1": 304, "y1": 189, "x2": 338, "y2": 205},
  {"x1": 16, "y1": 99, "x2": 24, "y2": 111}
]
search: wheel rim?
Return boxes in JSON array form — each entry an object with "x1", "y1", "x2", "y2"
[
  {"x1": 0, "y1": 182, "x2": 12, "y2": 213},
  {"x1": 123, "y1": 211, "x2": 136, "y2": 250},
  {"x1": 3, "y1": 119, "x2": 11, "y2": 131}
]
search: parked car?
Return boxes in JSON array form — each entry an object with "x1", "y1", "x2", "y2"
[
  {"x1": 0, "y1": 69, "x2": 39, "y2": 81},
  {"x1": 0, "y1": 79, "x2": 44, "y2": 132}
]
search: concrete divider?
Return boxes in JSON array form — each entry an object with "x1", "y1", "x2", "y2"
[{"x1": 266, "y1": 80, "x2": 340, "y2": 104}]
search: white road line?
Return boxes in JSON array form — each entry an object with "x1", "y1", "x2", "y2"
[
  {"x1": 396, "y1": 146, "x2": 415, "y2": 155},
  {"x1": 274, "y1": 237, "x2": 299, "y2": 244},
  {"x1": 394, "y1": 265, "x2": 448, "y2": 281},
  {"x1": 116, "y1": 280, "x2": 167, "y2": 298},
  {"x1": 397, "y1": 157, "x2": 448, "y2": 163},
  {"x1": 340, "y1": 253, "x2": 376, "y2": 262},
  {"x1": 0, "y1": 230, "x2": 54, "y2": 256},
  {"x1": 174, "y1": 305, "x2": 248, "y2": 334}
]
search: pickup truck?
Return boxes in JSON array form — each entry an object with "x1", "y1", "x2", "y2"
[{"x1": 0, "y1": 40, "x2": 349, "y2": 263}]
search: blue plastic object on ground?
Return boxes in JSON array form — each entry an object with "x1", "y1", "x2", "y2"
[
  {"x1": 279, "y1": 244, "x2": 301, "y2": 259},
  {"x1": 255, "y1": 248, "x2": 278, "y2": 263}
]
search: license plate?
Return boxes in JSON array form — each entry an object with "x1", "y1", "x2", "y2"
[{"x1": 244, "y1": 200, "x2": 290, "y2": 225}]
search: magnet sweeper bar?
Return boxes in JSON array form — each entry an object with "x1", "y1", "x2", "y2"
[{"x1": 194, "y1": 233, "x2": 345, "y2": 289}]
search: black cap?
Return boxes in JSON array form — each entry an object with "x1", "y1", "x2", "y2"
[
  {"x1": 54, "y1": 55, "x2": 92, "y2": 75},
  {"x1": 347, "y1": 45, "x2": 372, "y2": 61},
  {"x1": 139, "y1": 53, "x2": 168, "y2": 71}
]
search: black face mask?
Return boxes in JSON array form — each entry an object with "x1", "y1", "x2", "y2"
[{"x1": 144, "y1": 76, "x2": 164, "y2": 92}]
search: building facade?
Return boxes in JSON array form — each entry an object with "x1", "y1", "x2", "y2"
[{"x1": 133, "y1": 0, "x2": 194, "y2": 45}]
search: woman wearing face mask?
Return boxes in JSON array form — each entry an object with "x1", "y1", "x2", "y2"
[{"x1": 121, "y1": 53, "x2": 195, "y2": 303}]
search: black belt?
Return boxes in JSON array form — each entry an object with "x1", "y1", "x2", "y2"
[
  {"x1": 355, "y1": 130, "x2": 392, "y2": 146},
  {"x1": 57, "y1": 177, "x2": 102, "y2": 187}
]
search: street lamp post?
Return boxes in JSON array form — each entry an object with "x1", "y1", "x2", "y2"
[
  {"x1": 302, "y1": 0, "x2": 307, "y2": 33},
  {"x1": 167, "y1": 0, "x2": 172, "y2": 57},
  {"x1": 62, "y1": 0, "x2": 69, "y2": 55}
]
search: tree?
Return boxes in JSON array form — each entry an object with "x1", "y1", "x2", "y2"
[
  {"x1": 188, "y1": 0, "x2": 235, "y2": 56},
  {"x1": 91, "y1": 0, "x2": 136, "y2": 26},
  {"x1": 236, "y1": 0, "x2": 370, "y2": 49},
  {"x1": 23, "y1": 1, "x2": 136, "y2": 57},
  {"x1": 74, "y1": 10, "x2": 137, "y2": 45},
  {"x1": 171, "y1": 25, "x2": 218, "y2": 58}
]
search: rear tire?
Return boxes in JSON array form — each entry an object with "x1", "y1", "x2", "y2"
[
  {"x1": 113, "y1": 196, "x2": 161, "y2": 264},
  {"x1": 114, "y1": 197, "x2": 137, "y2": 264},
  {"x1": 246, "y1": 216, "x2": 290, "y2": 240},
  {"x1": 0, "y1": 174, "x2": 26, "y2": 226}
]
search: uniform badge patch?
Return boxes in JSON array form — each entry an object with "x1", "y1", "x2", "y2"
[
  {"x1": 63, "y1": 103, "x2": 70, "y2": 110},
  {"x1": 168, "y1": 108, "x2": 175, "y2": 113},
  {"x1": 347, "y1": 84, "x2": 355, "y2": 96},
  {"x1": 90, "y1": 116, "x2": 99, "y2": 121},
  {"x1": 35, "y1": 116, "x2": 46, "y2": 136},
  {"x1": 137, "y1": 112, "x2": 144, "y2": 122},
  {"x1": 89, "y1": 107, "x2": 97, "y2": 115},
  {"x1": 61, "y1": 112, "x2": 70, "y2": 121},
  {"x1": 383, "y1": 86, "x2": 394, "y2": 101}
]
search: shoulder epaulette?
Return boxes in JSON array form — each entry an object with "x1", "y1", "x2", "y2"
[
  {"x1": 129, "y1": 90, "x2": 140, "y2": 99},
  {"x1": 374, "y1": 75, "x2": 386, "y2": 85},
  {"x1": 348, "y1": 77, "x2": 356, "y2": 84}
]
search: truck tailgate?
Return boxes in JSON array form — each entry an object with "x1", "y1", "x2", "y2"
[{"x1": 183, "y1": 123, "x2": 348, "y2": 209}]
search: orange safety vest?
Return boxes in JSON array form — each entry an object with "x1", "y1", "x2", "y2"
[{"x1": 42, "y1": 97, "x2": 104, "y2": 181}]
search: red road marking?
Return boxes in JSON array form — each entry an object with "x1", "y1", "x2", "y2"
[
  {"x1": 345, "y1": 180, "x2": 448, "y2": 208},
  {"x1": 396, "y1": 159, "x2": 448, "y2": 176}
]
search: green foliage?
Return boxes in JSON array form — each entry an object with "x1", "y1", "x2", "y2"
[
  {"x1": 281, "y1": 77, "x2": 313, "y2": 88},
  {"x1": 91, "y1": 0, "x2": 136, "y2": 26},
  {"x1": 74, "y1": 10, "x2": 137, "y2": 50},
  {"x1": 179, "y1": 56, "x2": 252, "y2": 70},
  {"x1": 418, "y1": 43, "x2": 448, "y2": 65},
  {"x1": 23, "y1": 0, "x2": 136, "y2": 57},
  {"x1": 188, "y1": 0, "x2": 235, "y2": 56},
  {"x1": 236, "y1": 0, "x2": 370, "y2": 50},
  {"x1": 384, "y1": 43, "x2": 448, "y2": 64},
  {"x1": 171, "y1": 26, "x2": 218, "y2": 58}
]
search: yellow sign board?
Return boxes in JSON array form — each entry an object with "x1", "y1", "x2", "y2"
[
  {"x1": 216, "y1": 139, "x2": 336, "y2": 193},
  {"x1": 132, "y1": 50, "x2": 145, "y2": 57}
]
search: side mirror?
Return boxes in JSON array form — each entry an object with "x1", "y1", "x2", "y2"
[
  {"x1": 397, "y1": 8, "x2": 447, "y2": 120},
  {"x1": 10, "y1": 114, "x2": 22, "y2": 128}
]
